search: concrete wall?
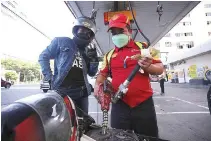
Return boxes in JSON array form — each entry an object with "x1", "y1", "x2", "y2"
[{"x1": 170, "y1": 53, "x2": 211, "y2": 83}]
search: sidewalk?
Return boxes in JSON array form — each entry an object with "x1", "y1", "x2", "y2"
[{"x1": 151, "y1": 82, "x2": 210, "y2": 90}]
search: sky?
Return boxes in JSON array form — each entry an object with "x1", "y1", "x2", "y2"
[{"x1": 1, "y1": 1, "x2": 75, "y2": 62}]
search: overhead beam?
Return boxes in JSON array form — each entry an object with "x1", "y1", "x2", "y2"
[
  {"x1": 64, "y1": 1, "x2": 83, "y2": 17},
  {"x1": 114, "y1": 1, "x2": 118, "y2": 11},
  {"x1": 113, "y1": 1, "x2": 127, "y2": 11}
]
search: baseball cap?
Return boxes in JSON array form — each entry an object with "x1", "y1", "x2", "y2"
[{"x1": 107, "y1": 13, "x2": 130, "y2": 32}]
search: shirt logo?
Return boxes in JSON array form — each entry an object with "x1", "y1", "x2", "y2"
[
  {"x1": 72, "y1": 57, "x2": 83, "y2": 68},
  {"x1": 72, "y1": 52, "x2": 83, "y2": 68},
  {"x1": 131, "y1": 49, "x2": 140, "y2": 52}
]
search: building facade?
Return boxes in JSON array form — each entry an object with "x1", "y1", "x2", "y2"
[
  {"x1": 154, "y1": 1, "x2": 211, "y2": 83},
  {"x1": 155, "y1": 1, "x2": 211, "y2": 65}
]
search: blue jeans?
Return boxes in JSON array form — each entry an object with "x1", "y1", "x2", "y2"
[
  {"x1": 56, "y1": 86, "x2": 89, "y2": 114},
  {"x1": 73, "y1": 96, "x2": 88, "y2": 114}
]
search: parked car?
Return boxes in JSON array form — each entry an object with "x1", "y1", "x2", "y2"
[
  {"x1": 1, "y1": 78, "x2": 12, "y2": 89},
  {"x1": 40, "y1": 80, "x2": 50, "y2": 93},
  {"x1": 88, "y1": 75, "x2": 112, "y2": 92}
]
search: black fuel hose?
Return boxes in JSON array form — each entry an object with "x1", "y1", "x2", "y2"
[
  {"x1": 128, "y1": 1, "x2": 151, "y2": 46},
  {"x1": 126, "y1": 1, "x2": 152, "y2": 82},
  {"x1": 113, "y1": 1, "x2": 153, "y2": 103}
]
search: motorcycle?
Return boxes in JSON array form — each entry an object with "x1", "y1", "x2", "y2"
[
  {"x1": 1, "y1": 92, "x2": 169, "y2": 141},
  {"x1": 205, "y1": 69, "x2": 211, "y2": 114}
]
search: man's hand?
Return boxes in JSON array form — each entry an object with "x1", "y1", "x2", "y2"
[
  {"x1": 138, "y1": 57, "x2": 152, "y2": 69},
  {"x1": 131, "y1": 53, "x2": 163, "y2": 75},
  {"x1": 94, "y1": 83, "x2": 111, "y2": 111},
  {"x1": 86, "y1": 44, "x2": 98, "y2": 60},
  {"x1": 94, "y1": 83, "x2": 103, "y2": 103},
  {"x1": 43, "y1": 76, "x2": 52, "y2": 90},
  {"x1": 131, "y1": 53, "x2": 152, "y2": 69}
]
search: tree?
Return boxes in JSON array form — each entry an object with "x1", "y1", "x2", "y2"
[
  {"x1": 5, "y1": 71, "x2": 18, "y2": 81},
  {"x1": 1, "y1": 59, "x2": 41, "y2": 82},
  {"x1": 27, "y1": 70, "x2": 35, "y2": 81}
]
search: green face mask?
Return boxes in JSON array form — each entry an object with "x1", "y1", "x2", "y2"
[{"x1": 112, "y1": 34, "x2": 129, "y2": 48}]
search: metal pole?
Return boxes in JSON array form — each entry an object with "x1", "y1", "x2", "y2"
[{"x1": 114, "y1": 1, "x2": 118, "y2": 11}]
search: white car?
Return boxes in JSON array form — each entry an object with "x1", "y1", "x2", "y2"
[
  {"x1": 40, "y1": 80, "x2": 51, "y2": 93},
  {"x1": 87, "y1": 75, "x2": 112, "y2": 92}
]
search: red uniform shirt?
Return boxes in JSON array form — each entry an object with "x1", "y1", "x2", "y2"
[{"x1": 100, "y1": 40, "x2": 162, "y2": 108}]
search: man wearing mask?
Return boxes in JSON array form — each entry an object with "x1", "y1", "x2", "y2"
[
  {"x1": 39, "y1": 16, "x2": 99, "y2": 113},
  {"x1": 94, "y1": 14, "x2": 164, "y2": 137}
]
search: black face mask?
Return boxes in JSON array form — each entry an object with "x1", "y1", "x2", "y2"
[
  {"x1": 77, "y1": 27, "x2": 93, "y2": 40},
  {"x1": 73, "y1": 36, "x2": 90, "y2": 49},
  {"x1": 73, "y1": 27, "x2": 94, "y2": 48}
]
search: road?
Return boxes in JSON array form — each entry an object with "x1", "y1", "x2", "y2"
[{"x1": 1, "y1": 83, "x2": 211, "y2": 141}]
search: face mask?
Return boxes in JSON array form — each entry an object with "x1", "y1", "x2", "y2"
[
  {"x1": 112, "y1": 34, "x2": 129, "y2": 48},
  {"x1": 77, "y1": 28, "x2": 93, "y2": 40},
  {"x1": 73, "y1": 36, "x2": 90, "y2": 48}
]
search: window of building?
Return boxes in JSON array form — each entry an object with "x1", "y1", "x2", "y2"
[
  {"x1": 176, "y1": 43, "x2": 182, "y2": 49},
  {"x1": 175, "y1": 33, "x2": 180, "y2": 37},
  {"x1": 207, "y1": 21, "x2": 211, "y2": 25},
  {"x1": 177, "y1": 43, "x2": 183, "y2": 49},
  {"x1": 186, "y1": 41, "x2": 194, "y2": 48},
  {"x1": 165, "y1": 33, "x2": 171, "y2": 37},
  {"x1": 183, "y1": 22, "x2": 191, "y2": 26},
  {"x1": 204, "y1": 4, "x2": 211, "y2": 8},
  {"x1": 208, "y1": 32, "x2": 211, "y2": 36},
  {"x1": 177, "y1": 41, "x2": 194, "y2": 49},
  {"x1": 165, "y1": 42, "x2": 172, "y2": 47},
  {"x1": 175, "y1": 33, "x2": 184, "y2": 37},
  {"x1": 205, "y1": 12, "x2": 211, "y2": 16},
  {"x1": 184, "y1": 32, "x2": 193, "y2": 36},
  {"x1": 190, "y1": 41, "x2": 194, "y2": 47}
]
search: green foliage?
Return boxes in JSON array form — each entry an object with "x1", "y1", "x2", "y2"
[
  {"x1": 1, "y1": 59, "x2": 41, "y2": 82},
  {"x1": 1, "y1": 59, "x2": 23, "y2": 73},
  {"x1": 5, "y1": 71, "x2": 18, "y2": 81}
]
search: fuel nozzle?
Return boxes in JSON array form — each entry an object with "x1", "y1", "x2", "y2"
[
  {"x1": 100, "y1": 80, "x2": 113, "y2": 135},
  {"x1": 111, "y1": 81, "x2": 129, "y2": 103}
]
